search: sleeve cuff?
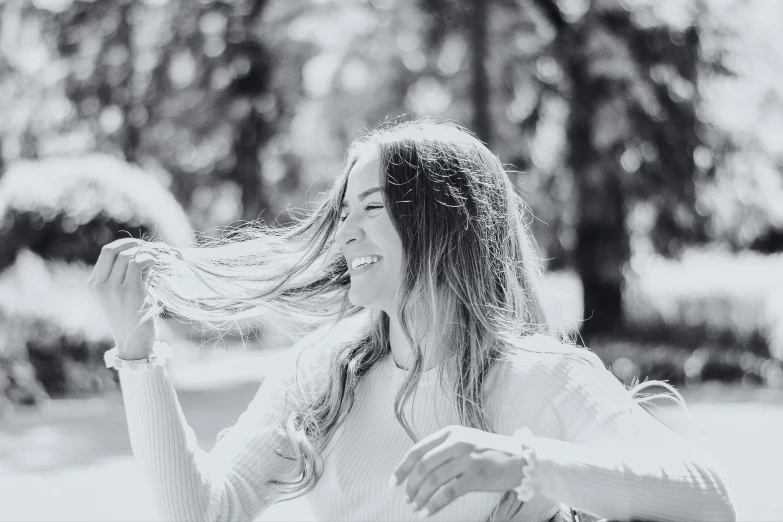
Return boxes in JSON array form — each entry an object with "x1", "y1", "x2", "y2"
[
  {"x1": 510, "y1": 427, "x2": 539, "y2": 502},
  {"x1": 104, "y1": 341, "x2": 174, "y2": 372}
]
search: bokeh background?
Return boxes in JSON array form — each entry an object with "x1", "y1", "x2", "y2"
[{"x1": 0, "y1": 0, "x2": 781, "y2": 520}]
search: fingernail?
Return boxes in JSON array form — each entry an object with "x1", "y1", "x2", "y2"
[
  {"x1": 387, "y1": 475, "x2": 399, "y2": 488},
  {"x1": 416, "y1": 507, "x2": 430, "y2": 518}
]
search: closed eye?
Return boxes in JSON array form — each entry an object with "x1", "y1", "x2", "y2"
[{"x1": 338, "y1": 204, "x2": 384, "y2": 223}]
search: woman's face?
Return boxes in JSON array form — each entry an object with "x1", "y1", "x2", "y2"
[{"x1": 336, "y1": 151, "x2": 403, "y2": 313}]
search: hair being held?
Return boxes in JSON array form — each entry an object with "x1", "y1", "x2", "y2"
[{"x1": 134, "y1": 119, "x2": 684, "y2": 521}]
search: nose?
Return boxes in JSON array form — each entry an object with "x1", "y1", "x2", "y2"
[{"x1": 335, "y1": 213, "x2": 365, "y2": 247}]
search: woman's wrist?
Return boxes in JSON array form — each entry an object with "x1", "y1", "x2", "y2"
[
  {"x1": 118, "y1": 348, "x2": 154, "y2": 360},
  {"x1": 509, "y1": 427, "x2": 538, "y2": 502},
  {"x1": 105, "y1": 341, "x2": 173, "y2": 371},
  {"x1": 119, "y1": 351, "x2": 155, "y2": 362},
  {"x1": 117, "y1": 336, "x2": 157, "y2": 360}
]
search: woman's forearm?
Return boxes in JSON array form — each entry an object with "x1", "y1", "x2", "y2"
[
  {"x1": 117, "y1": 365, "x2": 287, "y2": 522},
  {"x1": 118, "y1": 366, "x2": 230, "y2": 521},
  {"x1": 520, "y1": 434, "x2": 737, "y2": 522}
]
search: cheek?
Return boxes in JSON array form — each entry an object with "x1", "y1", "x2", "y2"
[{"x1": 378, "y1": 224, "x2": 403, "y2": 271}]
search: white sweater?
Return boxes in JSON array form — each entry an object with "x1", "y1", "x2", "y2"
[{"x1": 113, "y1": 333, "x2": 736, "y2": 522}]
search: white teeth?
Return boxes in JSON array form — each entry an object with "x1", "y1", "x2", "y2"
[{"x1": 351, "y1": 256, "x2": 382, "y2": 269}]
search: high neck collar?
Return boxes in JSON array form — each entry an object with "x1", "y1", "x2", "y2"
[{"x1": 380, "y1": 353, "x2": 441, "y2": 386}]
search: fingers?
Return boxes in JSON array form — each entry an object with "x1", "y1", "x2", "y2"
[
  {"x1": 416, "y1": 475, "x2": 471, "y2": 517},
  {"x1": 408, "y1": 458, "x2": 464, "y2": 513},
  {"x1": 107, "y1": 248, "x2": 139, "y2": 287},
  {"x1": 123, "y1": 251, "x2": 159, "y2": 289},
  {"x1": 89, "y1": 238, "x2": 145, "y2": 287},
  {"x1": 390, "y1": 427, "x2": 452, "y2": 487},
  {"x1": 403, "y1": 443, "x2": 460, "y2": 503}
]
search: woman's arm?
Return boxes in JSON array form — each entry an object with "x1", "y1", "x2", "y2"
[
  {"x1": 499, "y1": 339, "x2": 736, "y2": 522},
  {"x1": 114, "y1": 345, "x2": 310, "y2": 522}
]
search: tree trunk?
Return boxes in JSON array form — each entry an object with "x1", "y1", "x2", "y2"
[
  {"x1": 225, "y1": 2, "x2": 272, "y2": 224},
  {"x1": 234, "y1": 112, "x2": 267, "y2": 223},
  {"x1": 466, "y1": 0, "x2": 491, "y2": 146},
  {"x1": 566, "y1": 33, "x2": 630, "y2": 340},
  {"x1": 573, "y1": 167, "x2": 628, "y2": 339},
  {"x1": 117, "y1": 0, "x2": 140, "y2": 163}
]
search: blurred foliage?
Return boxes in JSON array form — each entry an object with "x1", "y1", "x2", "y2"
[
  {"x1": 372, "y1": 0, "x2": 740, "y2": 336},
  {"x1": 0, "y1": 155, "x2": 193, "y2": 411},
  {"x1": 0, "y1": 252, "x2": 115, "y2": 410},
  {"x1": 250, "y1": 0, "x2": 783, "y2": 336},
  {"x1": 1, "y1": 0, "x2": 780, "y2": 245},
  {"x1": 1, "y1": 0, "x2": 783, "y2": 406},
  {"x1": 544, "y1": 252, "x2": 783, "y2": 388},
  {"x1": 624, "y1": 248, "x2": 783, "y2": 360},
  {"x1": 594, "y1": 339, "x2": 782, "y2": 389},
  {"x1": 0, "y1": 0, "x2": 300, "y2": 230},
  {"x1": 0, "y1": 154, "x2": 193, "y2": 270}
]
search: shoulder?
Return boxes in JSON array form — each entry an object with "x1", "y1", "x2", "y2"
[
  {"x1": 501, "y1": 333, "x2": 609, "y2": 381},
  {"x1": 288, "y1": 312, "x2": 369, "y2": 364},
  {"x1": 271, "y1": 312, "x2": 370, "y2": 396},
  {"x1": 507, "y1": 334, "x2": 628, "y2": 403},
  {"x1": 487, "y1": 334, "x2": 627, "y2": 433}
]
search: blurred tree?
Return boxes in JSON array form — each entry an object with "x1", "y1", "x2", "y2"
[
  {"x1": 218, "y1": 1, "x2": 277, "y2": 223},
  {"x1": 0, "y1": 154, "x2": 193, "y2": 406},
  {"x1": 531, "y1": 0, "x2": 733, "y2": 337},
  {"x1": 3, "y1": 0, "x2": 777, "y2": 342},
  {"x1": 147, "y1": 0, "x2": 282, "y2": 223},
  {"x1": 27, "y1": 0, "x2": 287, "y2": 227},
  {"x1": 0, "y1": 154, "x2": 193, "y2": 271},
  {"x1": 418, "y1": 0, "x2": 491, "y2": 144},
  {"x1": 390, "y1": 0, "x2": 735, "y2": 338},
  {"x1": 466, "y1": 0, "x2": 491, "y2": 145},
  {"x1": 0, "y1": 0, "x2": 75, "y2": 165},
  {"x1": 49, "y1": 0, "x2": 141, "y2": 161}
]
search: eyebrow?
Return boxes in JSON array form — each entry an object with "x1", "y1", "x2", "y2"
[{"x1": 340, "y1": 187, "x2": 381, "y2": 208}]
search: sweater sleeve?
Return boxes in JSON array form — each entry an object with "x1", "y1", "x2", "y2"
[
  {"x1": 501, "y1": 337, "x2": 737, "y2": 522},
  {"x1": 114, "y1": 345, "x2": 320, "y2": 522}
]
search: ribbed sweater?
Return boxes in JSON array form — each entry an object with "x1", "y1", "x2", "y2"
[{"x1": 113, "y1": 333, "x2": 736, "y2": 522}]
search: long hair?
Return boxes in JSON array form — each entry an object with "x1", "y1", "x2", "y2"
[{"x1": 136, "y1": 118, "x2": 683, "y2": 521}]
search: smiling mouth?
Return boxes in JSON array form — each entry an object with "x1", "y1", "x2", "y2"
[{"x1": 350, "y1": 258, "x2": 382, "y2": 274}]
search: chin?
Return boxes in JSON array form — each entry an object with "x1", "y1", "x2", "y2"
[
  {"x1": 347, "y1": 287, "x2": 370, "y2": 307},
  {"x1": 348, "y1": 295, "x2": 375, "y2": 309},
  {"x1": 347, "y1": 286, "x2": 386, "y2": 311}
]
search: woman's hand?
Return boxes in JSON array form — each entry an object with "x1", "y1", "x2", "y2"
[
  {"x1": 88, "y1": 238, "x2": 159, "y2": 359},
  {"x1": 390, "y1": 425, "x2": 526, "y2": 517}
]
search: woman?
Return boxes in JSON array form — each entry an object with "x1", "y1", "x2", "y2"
[{"x1": 91, "y1": 120, "x2": 736, "y2": 522}]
